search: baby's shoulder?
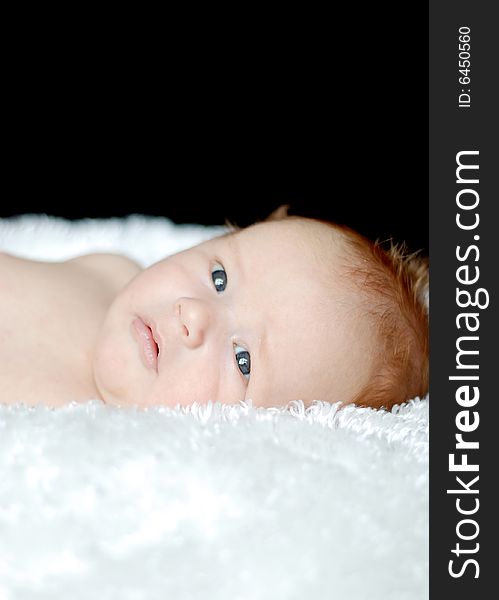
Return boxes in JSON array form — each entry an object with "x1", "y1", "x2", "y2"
[
  {"x1": 67, "y1": 252, "x2": 142, "y2": 271},
  {"x1": 66, "y1": 253, "x2": 142, "y2": 288}
]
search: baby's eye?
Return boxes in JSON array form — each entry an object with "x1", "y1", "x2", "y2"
[
  {"x1": 211, "y1": 263, "x2": 227, "y2": 293},
  {"x1": 234, "y1": 344, "x2": 251, "y2": 381}
]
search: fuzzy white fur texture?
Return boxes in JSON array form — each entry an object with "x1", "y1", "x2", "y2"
[{"x1": 0, "y1": 215, "x2": 429, "y2": 600}]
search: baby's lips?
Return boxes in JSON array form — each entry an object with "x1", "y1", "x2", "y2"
[
  {"x1": 132, "y1": 317, "x2": 159, "y2": 371},
  {"x1": 148, "y1": 319, "x2": 164, "y2": 357}
]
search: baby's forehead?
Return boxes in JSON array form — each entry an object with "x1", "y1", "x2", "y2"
[
  {"x1": 235, "y1": 220, "x2": 353, "y2": 281},
  {"x1": 222, "y1": 219, "x2": 347, "y2": 259},
  {"x1": 233, "y1": 222, "x2": 361, "y2": 326}
]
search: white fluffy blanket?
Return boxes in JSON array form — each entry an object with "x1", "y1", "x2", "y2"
[{"x1": 0, "y1": 215, "x2": 428, "y2": 600}]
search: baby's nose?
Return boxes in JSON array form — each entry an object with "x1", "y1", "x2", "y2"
[{"x1": 175, "y1": 298, "x2": 212, "y2": 349}]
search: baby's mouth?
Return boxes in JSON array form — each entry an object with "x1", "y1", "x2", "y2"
[{"x1": 132, "y1": 317, "x2": 159, "y2": 372}]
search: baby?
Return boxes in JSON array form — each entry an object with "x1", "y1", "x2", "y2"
[{"x1": 0, "y1": 211, "x2": 428, "y2": 410}]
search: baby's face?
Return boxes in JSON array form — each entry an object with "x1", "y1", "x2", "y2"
[{"x1": 93, "y1": 219, "x2": 375, "y2": 408}]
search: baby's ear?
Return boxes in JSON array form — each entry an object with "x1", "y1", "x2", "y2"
[{"x1": 265, "y1": 204, "x2": 290, "y2": 221}]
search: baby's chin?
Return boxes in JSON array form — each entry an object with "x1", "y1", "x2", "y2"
[
  {"x1": 91, "y1": 372, "x2": 122, "y2": 407},
  {"x1": 91, "y1": 356, "x2": 132, "y2": 408}
]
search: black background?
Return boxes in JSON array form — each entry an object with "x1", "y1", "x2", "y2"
[{"x1": 2, "y1": 9, "x2": 428, "y2": 257}]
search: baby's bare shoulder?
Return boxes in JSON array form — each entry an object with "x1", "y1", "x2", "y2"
[
  {"x1": 67, "y1": 252, "x2": 142, "y2": 271},
  {"x1": 67, "y1": 253, "x2": 142, "y2": 287}
]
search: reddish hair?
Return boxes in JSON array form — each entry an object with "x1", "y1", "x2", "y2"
[{"x1": 337, "y1": 225, "x2": 429, "y2": 409}]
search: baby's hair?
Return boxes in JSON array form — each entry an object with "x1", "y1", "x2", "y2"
[{"x1": 337, "y1": 225, "x2": 429, "y2": 409}]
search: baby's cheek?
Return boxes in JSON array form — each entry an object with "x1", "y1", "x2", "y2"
[
  {"x1": 145, "y1": 367, "x2": 219, "y2": 408},
  {"x1": 144, "y1": 378, "x2": 198, "y2": 408},
  {"x1": 92, "y1": 339, "x2": 116, "y2": 397}
]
